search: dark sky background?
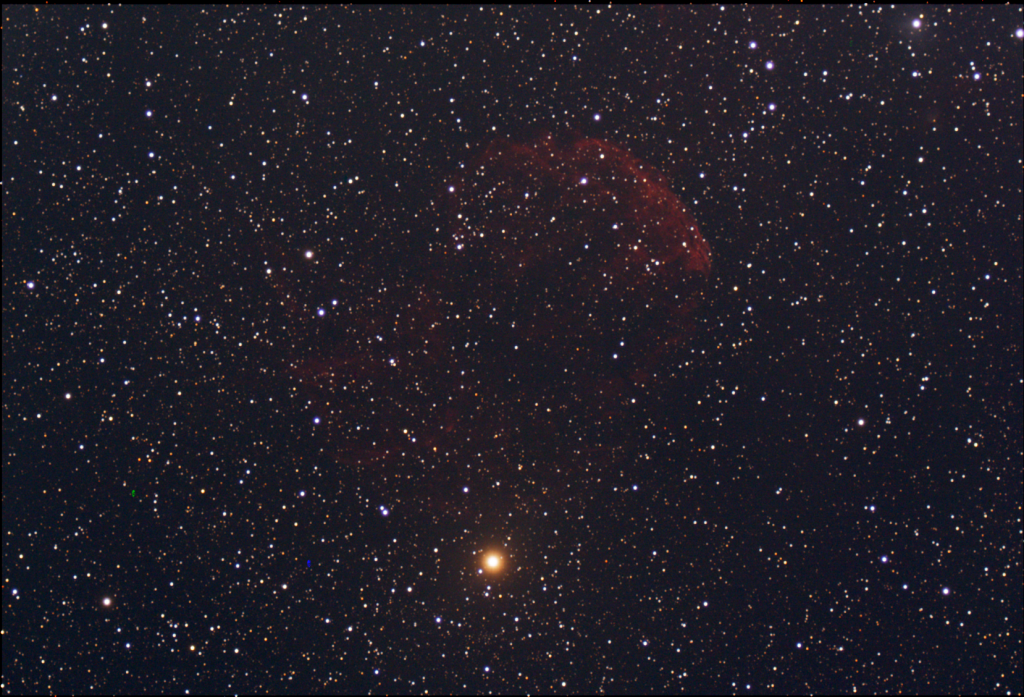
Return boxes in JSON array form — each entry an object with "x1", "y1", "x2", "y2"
[{"x1": 3, "y1": 5, "x2": 1022, "y2": 696}]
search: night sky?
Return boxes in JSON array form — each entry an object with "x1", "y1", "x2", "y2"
[{"x1": 3, "y1": 5, "x2": 1022, "y2": 695}]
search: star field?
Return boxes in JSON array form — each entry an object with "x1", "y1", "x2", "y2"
[{"x1": 2, "y1": 6, "x2": 1022, "y2": 696}]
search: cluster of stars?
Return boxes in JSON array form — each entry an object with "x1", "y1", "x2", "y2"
[{"x1": 2, "y1": 5, "x2": 1019, "y2": 695}]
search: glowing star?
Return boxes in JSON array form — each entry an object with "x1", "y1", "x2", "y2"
[{"x1": 103, "y1": 598, "x2": 112, "y2": 607}]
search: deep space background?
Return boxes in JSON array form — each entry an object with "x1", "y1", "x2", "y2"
[{"x1": 3, "y1": 5, "x2": 1022, "y2": 695}]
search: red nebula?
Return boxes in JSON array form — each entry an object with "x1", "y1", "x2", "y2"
[{"x1": 265, "y1": 134, "x2": 711, "y2": 501}]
